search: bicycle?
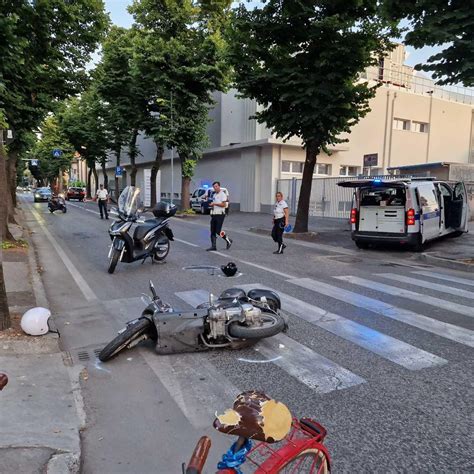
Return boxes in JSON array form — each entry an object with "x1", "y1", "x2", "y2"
[{"x1": 184, "y1": 391, "x2": 331, "y2": 474}]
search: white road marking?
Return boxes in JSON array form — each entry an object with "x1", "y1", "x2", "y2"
[
  {"x1": 174, "y1": 238, "x2": 199, "y2": 247},
  {"x1": 287, "y1": 278, "x2": 474, "y2": 347},
  {"x1": 377, "y1": 273, "x2": 474, "y2": 300},
  {"x1": 412, "y1": 271, "x2": 474, "y2": 288},
  {"x1": 334, "y1": 275, "x2": 474, "y2": 318},
  {"x1": 238, "y1": 284, "x2": 447, "y2": 370},
  {"x1": 139, "y1": 349, "x2": 240, "y2": 429},
  {"x1": 28, "y1": 207, "x2": 98, "y2": 302},
  {"x1": 176, "y1": 289, "x2": 365, "y2": 393}
]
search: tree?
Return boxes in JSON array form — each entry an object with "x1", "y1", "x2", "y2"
[
  {"x1": 130, "y1": 0, "x2": 231, "y2": 209},
  {"x1": 227, "y1": 1, "x2": 396, "y2": 232},
  {"x1": 383, "y1": 0, "x2": 474, "y2": 86}
]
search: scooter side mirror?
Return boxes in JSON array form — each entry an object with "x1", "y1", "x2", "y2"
[{"x1": 149, "y1": 280, "x2": 157, "y2": 299}]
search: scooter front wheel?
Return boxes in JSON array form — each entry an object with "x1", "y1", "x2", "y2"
[
  {"x1": 108, "y1": 248, "x2": 120, "y2": 274},
  {"x1": 153, "y1": 236, "x2": 170, "y2": 261},
  {"x1": 99, "y1": 318, "x2": 152, "y2": 362},
  {"x1": 228, "y1": 313, "x2": 285, "y2": 340},
  {"x1": 62, "y1": 207, "x2": 67, "y2": 213}
]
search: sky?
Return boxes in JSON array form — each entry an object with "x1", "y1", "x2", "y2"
[{"x1": 103, "y1": 0, "x2": 440, "y2": 73}]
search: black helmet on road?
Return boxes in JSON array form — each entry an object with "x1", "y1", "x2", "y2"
[{"x1": 221, "y1": 262, "x2": 238, "y2": 277}]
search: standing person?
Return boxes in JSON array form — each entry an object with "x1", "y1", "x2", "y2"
[
  {"x1": 272, "y1": 191, "x2": 289, "y2": 254},
  {"x1": 206, "y1": 181, "x2": 232, "y2": 251},
  {"x1": 96, "y1": 184, "x2": 109, "y2": 220}
]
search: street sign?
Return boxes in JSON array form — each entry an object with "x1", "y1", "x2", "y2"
[
  {"x1": 115, "y1": 166, "x2": 123, "y2": 177},
  {"x1": 363, "y1": 153, "x2": 378, "y2": 167},
  {"x1": 30, "y1": 159, "x2": 39, "y2": 167},
  {"x1": 52, "y1": 148, "x2": 63, "y2": 158}
]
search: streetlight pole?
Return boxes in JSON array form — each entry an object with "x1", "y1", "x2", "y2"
[{"x1": 170, "y1": 90, "x2": 174, "y2": 205}]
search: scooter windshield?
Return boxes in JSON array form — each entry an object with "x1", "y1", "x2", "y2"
[{"x1": 118, "y1": 186, "x2": 141, "y2": 217}]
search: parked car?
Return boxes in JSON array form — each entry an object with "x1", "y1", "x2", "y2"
[
  {"x1": 338, "y1": 177, "x2": 469, "y2": 250},
  {"x1": 190, "y1": 186, "x2": 229, "y2": 214},
  {"x1": 66, "y1": 187, "x2": 86, "y2": 201},
  {"x1": 34, "y1": 187, "x2": 52, "y2": 202}
]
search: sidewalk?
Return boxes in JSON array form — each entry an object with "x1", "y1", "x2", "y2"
[{"x1": 0, "y1": 206, "x2": 83, "y2": 473}]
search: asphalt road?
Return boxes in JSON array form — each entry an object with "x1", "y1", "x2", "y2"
[{"x1": 21, "y1": 195, "x2": 474, "y2": 473}]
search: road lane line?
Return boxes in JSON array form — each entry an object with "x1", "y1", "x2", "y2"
[
  {"x1": 286, "y1": 278, "x2": 474, "y2": 347},
  {"x1": 176, "y1": 289, "x2": 365, "y2": 393},
  {"x1": 139, "y1": 349, "x2": 240, "y2": 429},
  {"x1": 412, "y1": 271, "x2": 474, "y2": 287},
  {"x1": 378, "y1": 273, "x2": 474, "y2": 300},
  {"x1": 334, "y1": 275, "x2": 474, "y2": 318},
  {"x1": 28, "y1": 206, "x2": 98, "y2": 302},
  {"x1": 238, "y1": 284, "x2": 447, "y2": 370}
]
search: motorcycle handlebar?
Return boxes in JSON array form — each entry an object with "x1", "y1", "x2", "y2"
[{"x1": 185, "y1": 436, "x2": 211, "y2": 474}]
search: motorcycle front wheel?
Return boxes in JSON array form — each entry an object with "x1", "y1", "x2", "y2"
[
  {"x1": 153, "y1": 236, "x2": 170, "y2": 261},
  {"x1": 62, "y1": 207, "x2": 67, "y2": 213},
  {"x1": 99, "y1": 318, "x2": 152, "y2": 362},
  {"x1": 108, "y1": 248, "x2": 120, "y2": 274},
  {"x1": 228, "y1": 313, "x2": 285, "y2": 339}
]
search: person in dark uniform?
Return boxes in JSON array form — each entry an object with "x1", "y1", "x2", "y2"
[
  {"x1": 271, "y1": 191, "x2": 289, "y2": 254},
  {"x1": 206, "y1": 181, "x2": 232, "y2": 251}
]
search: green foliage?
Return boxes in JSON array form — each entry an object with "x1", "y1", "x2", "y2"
[
  {"x1": 383, "y1": 0, "x2": 474, "y2": 86},
  {"x1": 33, "y1": 116, "x2": 75, "y2": 184},
  {"x1": 69, "y1": 180, "x2": 87, "y2": 188},
  {"x1": 228, "y1": 1, "x2": 396, "y2": 149},
  {"x1": 1, "y1": 239, "x2": 28, "y2": 250}
]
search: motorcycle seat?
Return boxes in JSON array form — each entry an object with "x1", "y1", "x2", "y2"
[{"x1": 134, "y1": 223, "x2": 158, "y2": 241}]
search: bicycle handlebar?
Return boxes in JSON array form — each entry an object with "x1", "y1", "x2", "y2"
[{"x1": 185, "y1": 436, "x2": 211, "y2": 474}]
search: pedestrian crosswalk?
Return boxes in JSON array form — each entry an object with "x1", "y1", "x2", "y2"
[{"x1": 142, "y1": 270, "x2": 473, "y2": 428}]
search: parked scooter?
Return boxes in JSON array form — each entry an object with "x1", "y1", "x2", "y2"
[
  {"x1": 107, "y1": 186, "x2": 175, "y2": 274},
  {"x1": 48, "y1": 194, "x2": 67, "y2": 213},
  {"x1": 99, "y1": 281, "x2": 286, "y2": 361}
]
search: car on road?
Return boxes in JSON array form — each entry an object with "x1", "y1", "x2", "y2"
[
  {"x1": 66, "y1": 187, "x2": 85, "y2": 201},
  {"x1": 190, "y1": 186, "x2": 229, "y2": 214},
  {"x1": 34, "y1": 187, "x2": 52, "y2": 202}
]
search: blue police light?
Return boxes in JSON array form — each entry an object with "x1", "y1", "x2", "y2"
[
  {"x1": 202, "y1": 184, "x2": 209, "y2": 188},
  {"x1": 373, "y1": 179, "x2": 382, "y2": 184}
]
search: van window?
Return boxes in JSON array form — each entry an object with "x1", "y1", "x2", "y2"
[
  {"x1": 198, "y1": 189, "x2": 206, "y2": 197},
  {"x1": 417, "y1": 185, "x2": 438, "y2": 208},
  {"x1": 360, "y1": 187, "x2": 406, "y2": 207}
]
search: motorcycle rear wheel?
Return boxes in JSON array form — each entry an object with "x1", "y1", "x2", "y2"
[
  {"x1": 153, "y1": 236, "x2": 170, "y2": 261},
  {"x1": 108, "y1": 248, "x2": 120, "y2": 274},
  {"x1": 99, "y1": 318, "x2": 152, "y2": 362},
  {"x1": 228, "y1": 313, "x2": 285, "y2": 340}
]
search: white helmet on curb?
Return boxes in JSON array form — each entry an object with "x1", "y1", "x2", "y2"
[{"x1": 20, "y1": 307, "x2": 51, "y2": 336}]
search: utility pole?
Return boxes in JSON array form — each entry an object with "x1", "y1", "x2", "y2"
[{"x1": 170, "y1": 91, "x2": 174, "y2": 205}]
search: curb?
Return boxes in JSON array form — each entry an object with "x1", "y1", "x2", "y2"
[{"x1": 419, "y1": 253, "x2": 474, "y2": 273}]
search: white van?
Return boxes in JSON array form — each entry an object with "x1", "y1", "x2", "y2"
[{"x1": 338, "y1": 178, "x2": 469, "y2": 250}]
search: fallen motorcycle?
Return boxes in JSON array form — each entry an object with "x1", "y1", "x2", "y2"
[
  {"x1": 48, "y1": 194, "x2": 67, "y2": 213},
  {"x1": 99, "y1": 281, "x2": 286, "y2": 362}
]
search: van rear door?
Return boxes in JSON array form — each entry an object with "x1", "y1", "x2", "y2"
[{"x1": 452, "y1": 182, "x2": 469, "y2": 232}]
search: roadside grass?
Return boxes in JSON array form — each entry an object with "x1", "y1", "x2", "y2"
[{"x1": 1, "y1": 239, "x2": 29, "y2": 249}]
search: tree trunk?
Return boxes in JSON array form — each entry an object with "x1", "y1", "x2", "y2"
[
  {"x1": 101, "y1": 160, "x2": 108, "y2": 190},
  {"x1": 92, "y1": 167, "x2": 99, "y2": 194},
  {"x1": 150, "y1": 141, "x2": 164, "y2": 208},
  {"x1": 0, "y1": 144, "x2": 12, "y2": 330},
  {"x1": 114, "y1": 147, "x2": 121, "y2": 203},
  {"x1": 6, "y1": 150, "x2": 17, "y2": 208},
  {"x1": 87, "y1": 166, "x2": 93, "y2": 198},
  {"x1": 294, "y1": 140, "x2": 320, "y2": 233},
  {"x1": 129, "y1": 129, "x2": 139, "y2": 187},
  {"x1": 181, "y1": 176, "x2": 191, "y2": 210}
]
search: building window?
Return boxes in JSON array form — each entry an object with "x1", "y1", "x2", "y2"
[
  {"x1": 281, "y1": 161, "x2": 305, "y2": 173},
  {"x1": 412, "y1": 121, "x2": 429, "y2": 133},
  {"x1": 282, "y1": 161, "x2": 291, "y2": 172},
  {"x1": 393, "y1": 118, "x2": 410, "y2": 131},
  {"x1": 314, "y1": 164, "x2": 332, "y2": 175},
  {"x1": 339, "y1": 165, "x2": 359, "y2": 176},
  {"x1": 362, "y1": 167, "x2": 382, "y2": 176}
]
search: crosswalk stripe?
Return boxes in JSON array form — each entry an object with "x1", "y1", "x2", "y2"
[
  {"x1": 334, "y1": 275, "x2": 474, "y2": 318},
  {"x1": 238, "y1": 284, "x2": 446, "y2": 370},
  {"x1": 176, "y1": 289, "x2": 365, "y2": 393},
  {"x1": 287, "y1": 278, "x2": 474, "y2": 348},
  {"x1": 412, "y1": 271, "x2": 474, "y2": 288},
  {"x1": 377, "y1": 273, "x2": 474, "y2": 300},
  {"x1": 139, "y1": 349, "x2": 240, "y2": 429}
]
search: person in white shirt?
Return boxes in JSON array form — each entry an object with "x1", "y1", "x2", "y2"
[
  {"x1": 206, "y1": 181, "x2": 232, "y2": 251},
  {"x1": 95, "y1": 184, "x2": 109, "y2": 219},
  {"x1": 272, "y1": 192, "x2": 289, "y2": 254}
]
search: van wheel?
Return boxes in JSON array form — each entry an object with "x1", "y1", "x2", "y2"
[
  {"x1": 355, "y1": 241, "x2": 369, "y2": 249},
  {"x1": 412, "y1": 236, "x2": 424, "y2": 252}
]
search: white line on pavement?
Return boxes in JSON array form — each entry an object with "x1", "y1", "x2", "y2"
[
  {"x1": 238, "y1": 284, "x2": 447, "y2": 370},
  {"x1": 377, "y1": 273, "x2": 474, "y2": 300},
  {"x1": 28, "y1": 206, "x2": 98, "y2": 302},
  {"x1": 412, "y1": 271, "x2": 474, "y2": 287},
  {"x1": 287, "y1": 278, "x2": 474, "y2": 348},
  {"x1": 335, "y1": 275, "x2": 474, "y2": 318}
]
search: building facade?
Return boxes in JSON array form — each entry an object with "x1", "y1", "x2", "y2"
[{"x1": 98, "y1": 45, "x2": 474, "y2": 213}]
